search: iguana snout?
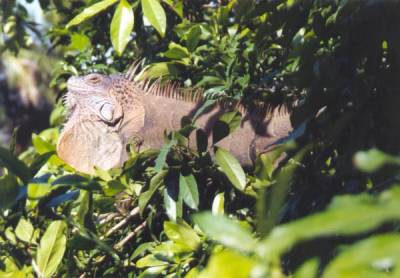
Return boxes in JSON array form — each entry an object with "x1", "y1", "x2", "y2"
[{"x1": 66, "y1": 73, "x2": 123, "y2": 125}]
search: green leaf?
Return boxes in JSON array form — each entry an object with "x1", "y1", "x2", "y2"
[
  {"x1": 164, "y1": 187, "x2": 182, "y2": 222},
  {"x1": 193, "y1": 212, "x2": 256, "y2": 252},
  {"x1": 162, "y1": 0, "x2": 183, "y2": 18},
  {"x1": 66, "y1": 0, "x2": 119, "y2": 28},
  {"x1": 15, "y1": 218, "x2": 34, "y2": 243},
  {"x1": 141, "y1": 0, "x2": 167, "y2": 36},
  {"x1": 198, "y1": 250, "x2": 256, "y2": 278},
  {"x1": 140, "y1": 62, "x2": 178, "y2": 79},
  {"x1": 212, "y1": 192, "x2": 225, "y2": 215},
  {"x1": 32, "y1": 134, "x2": 55, "y2": 155},
  {"x1": 213, "y1": 111, "x2": 242, "y2": 144},
  {"x1": 29, "y1": 152, "x2": 55, "y2": 177},
  {"x1": 324, "y1": 234, "x2": 400, "y2": 278},
  {"x1": 36, "y1": 221, "x2": 67, "y2": 278},
  {"x1": 260, "y1": 186, "x2": 400, "y2": 259},
  {"x1": 179, "y1": 173, "x2": 199, "y2": 210},
  {"x1": 0, "y1": 146, "x2": 31, "y2": 184},
  {"x1": 138, "y1": 170, "x2": 167, "y2": 214},
  {"x1": 186, "y1": 25, "x2": 202, "y2": 51},
  {"x1": 294, "y1": 258, "x2": 319, "y2": 278},
  {"x1": 131, "y1": 242, "x2": 156, "y2": 260},
  {"x1": 136, "y1": 254, "x2": 168, "y2": 268},
  {"x1": 154, "y1": 138, "x2": 177, "y2": 172},
  {"x1": 28, "y1": 182, "x2": 52, "y2": 199},
  {"x1": 67, "y1": 33, "x2": 91, "y2": 52},
  {"x1": 163, "y1": 42, "x2": 189, "y2": 59},
  {"x1": 164, "y1": 221, "x2": 201, "y2": 251},
  {"x1": 110, "y1": 0, "x2": 134, "y2": 56},
  {"x1": 354, "y1": 148, "x2": 400, "y2": 173},
  {"x1": 0, "y1": 173, "x2": 19, "y2": 210},
  {"x1": 215, "y1": 147, "x2": 246, "y2": 191}
]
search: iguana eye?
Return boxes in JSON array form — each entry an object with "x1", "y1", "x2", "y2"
[
  {"x1": 99, "y1": 103, "x2": 114, "y2": 122},
  {"x1": 86, "y1": 74, "x2": 101, "y2": 84}
]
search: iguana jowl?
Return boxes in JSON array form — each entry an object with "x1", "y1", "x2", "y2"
[{"x1": 57, "y1": 69, "x2": 292, "y2": 174}]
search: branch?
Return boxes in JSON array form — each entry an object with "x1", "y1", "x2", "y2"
[{"x1": 114, "y1": 220, "x2": 147, "y2": 250}]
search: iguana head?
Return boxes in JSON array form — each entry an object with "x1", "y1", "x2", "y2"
[
  {"x1": 65, "y1": 73, "x2": 123, "y2": 124},
  {"x1": 58, "y1": 73, "x2": 145, "y2": 174}
]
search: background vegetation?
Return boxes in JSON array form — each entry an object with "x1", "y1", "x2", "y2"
[{"x1": 1, "y1": 0, "x2": 400, "y2": 277}]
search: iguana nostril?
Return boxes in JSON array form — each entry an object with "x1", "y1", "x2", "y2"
[{"x1": 100, "y1": 103, "x2": 114, "y2": 121}]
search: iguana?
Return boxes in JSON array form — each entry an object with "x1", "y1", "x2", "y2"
[{"x1": 57, "y1": 65, "x2": 292, "y2": 174}]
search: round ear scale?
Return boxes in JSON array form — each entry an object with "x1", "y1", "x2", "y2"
[{"x1": 99, "y1": 103, "x2": 114, "y2": 122}]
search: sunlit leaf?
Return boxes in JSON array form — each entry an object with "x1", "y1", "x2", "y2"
[
  {"x1": 141, "y1": 0, "x2": 167, "y2": 36},
  {"x1": 179, "y1": 173, "x2": 199, "y2": 210},
  {"x1": 212, "y1": 192, "x2": 225, "y2": 215},
  {"x1": 164, "y1": 187, "x2": 182, "y2": 222},
  {"x1": 163, "y1": 42, "x2": 189, "y2": 59},
  {"x1": 215, "y1": 147, "x2": 246, "y2": 191},
  {"x1": 110, "y1": 0, "x2": 134, "y2": 56},
  {"x1": 37, "y1": 221, "x2": 67, "y2": 278},
  {"x1": 354, "y1": 148, "x2": 400, "y2": 173},
  {"x1": 324, "y1": 234, "x2": 400, "y2": 278},
  {"x1": 193, "y1": 212, "x2": 256, "y2": 252},
  {"x1": 260, "y1": 186, "x2": 400, "y2": 259},
  {"x1": 198, "y1": 250, "x2": 256, "y2": 278},
  {"x1": 66, "y1": 0, "x2": 119, "y2": 28},
  {"x1": 15, "y1": 218, "x2": 35, "y2": 243},
  {"x1": 164, "y1": 221, "x2": 201, "y2": 251}
]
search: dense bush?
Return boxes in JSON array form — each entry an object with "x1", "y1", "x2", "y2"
[{"x1": 1, "y1": 0, "x2": 400, "y2": 277}]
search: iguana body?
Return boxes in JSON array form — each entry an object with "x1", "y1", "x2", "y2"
[{"x1": 57, "y1": 71, "x2": 292, "y2": 174}]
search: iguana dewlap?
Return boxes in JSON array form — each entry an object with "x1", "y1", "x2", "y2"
[{"x1": 57, "y1": 72, "x2": 292, "y2": 174}]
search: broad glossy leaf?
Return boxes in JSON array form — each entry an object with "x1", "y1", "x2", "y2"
[
  {"x1": 193, "y1": 212, "x2": 256, "y2": 252},
  {"x1": 215, "y1": 147, "x2": 246, "y2": 191},
  {"x1": 260, "y1": 186, "x2": 400, "y2": 259},
  {"x1": 294, "y1": 258, "x2": 319, "y2": 278},
  {"x1": 15, "y1": 218, "x2": 34, "y2": 243},
  {"x1": 66, "y1": 0, "x2": 119, "y2": 28},
  {"x1": 164, "y1": 42, "x2": 189, "y2": 59},
  {"x1": 110, "y1": 0, "x2": 134, "y2": 56},
  {"x1": 0, "y1": 173, "x2": 19, "y2": 210},
  {"x1": 212, "y1": 111, "x2": 242, "y2": 144},
  {"x1": 27, "y1": 182, "x2": 52, "y2": 199},
  {"x1": 324, "y1": 234, "x2": 400, "y2": 278},
  {"x1": 0, "y1": 146, "x2": 31, "y2": 184},
  {"x1": 29, "y1": 152, "x2": 55, "y2": 177},
  {"x1": 198, "y1": 250, "x2": 256, "y2": 278},
  {"x1": 37, "y1": 221, "x2": 67, "y2": 278},
  {"x1": 136, "y1": 254, "x2": 168, "y2": 268},
  {"x1": 354, "y1": 148, "x2": 400, "y2": 173},
  {"x1": 139, "y1": 170, "x2": 167, "y2": 214},
  {"x1": 164, "y1": 221, "x2": 201, "y2": 251},
  {"x1": 212, "y1": 192, "x2": 225, "y2": 215},
  {"x1": 163, "y1": 187, "x2": 182, "y2": 222},
  {"x1": 32, "y1": 134, "x2": 55, "y2": 155},
  {"x1": 154, "y1": 138, "x2": 177, "y2": 172},
  {"x1": 162, "y1": 0, "x2": 183, "y2": 18},
  {"x1": 131, "y1": 242, "x2": 156, "y2": 260},
  {"x1": 179, "y1": 173, "x2": 199, "y2": 210},
  {"x1": 141, "y1": 0, "x2": 166, "y2": 36},
  {"x1": 186, "y1": 25, "x2": 202, "y2": 51},
  {"x1": 141, "y1": 62, "x2": 178, "y2": 79}
]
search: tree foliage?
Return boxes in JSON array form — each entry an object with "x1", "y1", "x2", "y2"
[{"x1": 1, "y1": 0, "x2": 400, "y2": 277}]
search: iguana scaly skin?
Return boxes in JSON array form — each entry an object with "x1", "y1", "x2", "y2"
[{"x1": 57, "y1": 70, "x2": 292, "y2": 174}]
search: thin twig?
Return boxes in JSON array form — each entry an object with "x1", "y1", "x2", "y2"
[
  {"x1": 97, "y1": 212, "x2": 120, "y2": 225},
  {"x1": 102, "y1": 207, "x2": 140, "y2": 238},
  {"x1": 114, "y1": 220, "x2": 147, "y2": 250}
]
